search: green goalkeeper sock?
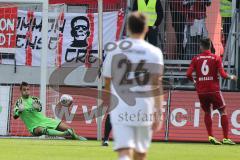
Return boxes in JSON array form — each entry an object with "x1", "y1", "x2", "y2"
[{"x1": 44, "y1": 129, "x2": 67, "y2": 137}]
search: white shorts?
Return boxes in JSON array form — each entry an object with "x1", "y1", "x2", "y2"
[{"x1": 112, "y1": 124, "x2": 153, "y2": 153}]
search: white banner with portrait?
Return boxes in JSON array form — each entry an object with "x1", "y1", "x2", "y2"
[{"x1": 2, "y1": 10, "x2": 124, "y2": 66}]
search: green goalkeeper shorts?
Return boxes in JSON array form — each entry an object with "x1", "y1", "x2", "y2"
[{"x1": 30, "y1": 118, "x2": 62, "y2": 135}]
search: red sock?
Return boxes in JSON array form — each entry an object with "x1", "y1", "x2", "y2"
[
  {"x1": 204, "y1": 114, "x2": 213, "y2": 137},
  {"x1": 221, "y1": 115, "x2": 229, "y2": 139}
]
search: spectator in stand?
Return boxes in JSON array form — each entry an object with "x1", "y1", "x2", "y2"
[
  {"x1": 220, "y1": 0, "x2": 232, "y2": 45},
  {"x1": 183, "y1": 0, "x2": 211, "y2": 60},
  {"x1": 133, "y1": 0, "x2": 164, "y2": 46},
  {"x1": 169, "y1": 0, "x2": 186, "y2": 58}
]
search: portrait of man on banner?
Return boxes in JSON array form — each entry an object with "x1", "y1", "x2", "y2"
[{"x1": 70, "y1": 16, "x2": 91, "y2": 48}]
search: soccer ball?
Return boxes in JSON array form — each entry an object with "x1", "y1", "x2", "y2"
[{"x1": 60, "y1": 94, "x2": 73, "y2": 107}]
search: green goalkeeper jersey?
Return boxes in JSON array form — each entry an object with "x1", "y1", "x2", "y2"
[{"x1": 14, "y1": 96, "x2": 61, "y2": 134}]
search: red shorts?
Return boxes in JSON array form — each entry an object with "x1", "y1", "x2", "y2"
[{"x1": 198, "y1": 91, "x2": 226, "y2": 111}]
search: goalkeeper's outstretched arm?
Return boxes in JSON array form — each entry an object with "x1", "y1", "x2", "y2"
[
  {"x1": 13, "y1": 108, "x2": 20, "y2": 119},
  {"x1": 13, "y1": 98, "x2": 23, "y2": 119}
]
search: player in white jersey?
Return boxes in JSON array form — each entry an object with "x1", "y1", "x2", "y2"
[{"x1": 103, "y1": 12, "x2": 164, "y2": 160}]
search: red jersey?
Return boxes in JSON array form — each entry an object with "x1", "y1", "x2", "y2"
[{"x1": 186, "y1": 50, "x2": 228, "y2": 94}]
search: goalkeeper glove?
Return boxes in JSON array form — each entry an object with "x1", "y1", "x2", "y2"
[
  {"x1": 18, "y1": 104, "x2": 25, "y2": 112},
  {"x1": 32, "y1": 101, "x2": 42, "y2": 112}
]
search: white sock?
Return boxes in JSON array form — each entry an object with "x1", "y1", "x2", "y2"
[{"x1": 119, "y1": 155, "x2": 131, "y2": 160}]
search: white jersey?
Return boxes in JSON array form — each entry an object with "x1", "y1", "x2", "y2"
[{"x1": 103, "y1": 38, "x2": 164, "y2": 126}]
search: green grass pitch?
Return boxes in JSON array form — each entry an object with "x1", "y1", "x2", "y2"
[{"x1": 0, "y1": 139, "x2": 238, "y2": 160}]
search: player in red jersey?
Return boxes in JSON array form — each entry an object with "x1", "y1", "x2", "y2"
[{"x1": 186, "y1": 38, "x2": 237, "y2": 145}]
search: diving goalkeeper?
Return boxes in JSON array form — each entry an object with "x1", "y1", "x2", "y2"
[{"x1": 13, "y1": 81, "x2": 87, "y2": 140}]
